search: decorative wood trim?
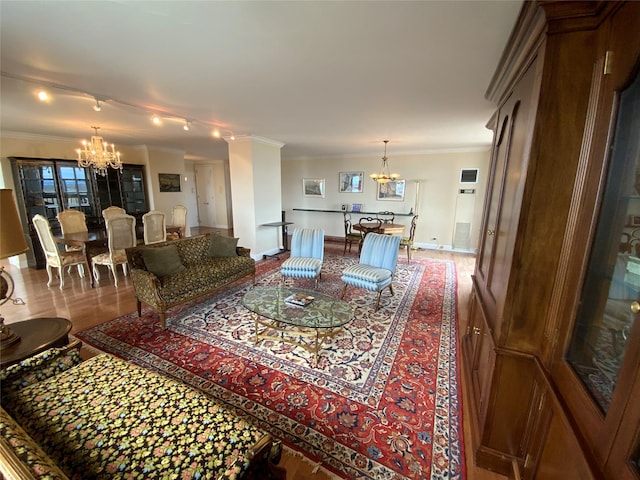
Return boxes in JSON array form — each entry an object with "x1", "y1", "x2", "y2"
[{"x1": 485, "y1": 2, "x2": 547, "y2": 104}]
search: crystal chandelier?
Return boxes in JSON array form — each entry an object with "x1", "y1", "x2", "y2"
[
  {"x1": 370, "y1": 140, "x2": 400, "y2": 184},
  {"x1": 76, "y1": 126, "x2": 122, "y2": 176}
]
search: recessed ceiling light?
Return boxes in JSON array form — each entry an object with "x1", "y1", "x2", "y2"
[
  {"x1": 37, "y1": 90, "x2": 49, "y2": 101},
  {"x1": 152, "y1": 115, "x2": 161, "y2": 125},
  {"x1": 212, "y1": 129, "x2": 220, "y2": 138}
]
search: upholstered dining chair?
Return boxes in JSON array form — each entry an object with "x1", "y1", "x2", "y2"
[
  {"x1": 341, "y1": 232, "x2": 401, "y2": 311},
  {"x1": 32, "y1": 214, "x2": 90, "y2": 290},
  {"x1": 102, "y1": 206, "x2": 126, "y2": 222},
  {"x1": 400, "y1": 215, "x2": 419, "y2": 263},
  {"x1": 280, "y1": 228, "x2": 324, "y2": 287},
  {"x1": 343, "y1": 213, "x2": 363, "y2": 255},
  {"x1": 92, "y1": 214, "x2": 136, "y2": 287},
  {"x1": 57, "y1": 209, "x2": 88, "y2": 274},
  {"x1": 170, "y1": 205, "x2": 187, "y2": 238},
  {"x1": 142, "y1": 210, "x2": 167, "y2": 244}
]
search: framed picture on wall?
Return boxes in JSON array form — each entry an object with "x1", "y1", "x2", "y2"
[
  {"x1": 303, "y1": 178, "x2": 325, "y2": 198},
  {"x1": 159, "y1": 173, "x2": 181, "y2": 192},
  {"x1": 377, "y1": 179, "x2": 405, "y2": 201},
  {"x1": 339, "y1": 171, "x2": 364, "y2": 193},
  {"x1": 351, "y1": 203, "x2": 363, "y2": 212}
]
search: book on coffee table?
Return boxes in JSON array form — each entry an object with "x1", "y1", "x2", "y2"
[{"x1": 284, "y1": 293, "x2": 315, "y2": 307}]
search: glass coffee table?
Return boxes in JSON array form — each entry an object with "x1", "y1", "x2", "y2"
[{"x1": 242, "y1": 286, "x2": 354, "y2": 366}]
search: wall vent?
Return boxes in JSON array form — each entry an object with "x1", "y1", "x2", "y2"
[{"x1": 460, "y1": 168, "x2": 479, "y2": 184}]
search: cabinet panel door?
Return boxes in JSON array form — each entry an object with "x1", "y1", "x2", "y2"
[
  {"x1": 475, "y1": 54, "x2": 542, "y2": 332},
  {"x1": 468, "y1": 290, "x2": 496, "y2": 430}
]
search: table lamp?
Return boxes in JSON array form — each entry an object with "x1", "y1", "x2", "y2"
[{"x1": 0, "y1": 189, "x2": 28, "y2": 349}]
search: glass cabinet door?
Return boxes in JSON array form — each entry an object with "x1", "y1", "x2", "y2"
[
  {"x1": 18, "y1": 160, "x2": 60, "y2": 222},
  {"x1": 567, "y1": 68, "x2": 640, "y2": 413},
  {"x1": 57, "y1": 163, "x2": 97, "y2": 217}
]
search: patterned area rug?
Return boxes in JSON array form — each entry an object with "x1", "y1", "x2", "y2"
[{"x1": 75, "y1": 253, "x2": 464, "y2": 479}]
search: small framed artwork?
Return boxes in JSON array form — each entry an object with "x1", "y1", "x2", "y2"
[
  {"x1": 159, "y1": 173, "x2": 181, "y2": 192},
  {"x1": 339, "y1": 171, "x2": 364, "y2": 193},
  {"x1": 303, "y1": 178, "x2": 325, "y2": 198},
  {"x1": 377, "y1": 179, "x2": 406, "y2": 201},
  {"x1": 341, "y1": 204, "x2": 349, "y2": 212},
  {"x1": 351, "y1": 203, "x2": 363, "y2": 213}
]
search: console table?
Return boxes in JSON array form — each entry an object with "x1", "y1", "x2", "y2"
[{"x1": 293, "y1": 208, "x2": 414, "y2": 216}]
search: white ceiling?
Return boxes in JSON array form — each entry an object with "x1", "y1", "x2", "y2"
[{"x1": 0, "y1": 1, "x2": 522, "y2": 162}]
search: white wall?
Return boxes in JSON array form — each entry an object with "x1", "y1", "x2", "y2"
[
  {"x1": 282, "y1": 149, "x2": 490, "y2": 251},
  {"x1": 1, "y1": 133, "x2": 490, "y2": 252}
]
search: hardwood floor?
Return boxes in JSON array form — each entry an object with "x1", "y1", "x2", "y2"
[{"x1": 1, "y1": 238, "x2": 505, "y2": 480}]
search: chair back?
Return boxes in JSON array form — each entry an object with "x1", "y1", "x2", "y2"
[
  {"x1": 172, "y1": 205, "x2": 187, "y2": 230},
  {"x1": 102, "y1": 206, "x2": 126, "y2": 222},
  {"x1": 106, "y1": 214, "x2": 137, "y2": 257},
  {"x1": 57, "y1": 210, "x2": 87, "y2": 234},
  {"x1": 290, "y1": 228, "x2": 324, "y2": 260},
  {"x1": 32, "y1": 214, "x2": 61, "y2": 259},
  {"x1": 408, "y1": 215, "x2": 419, "y2": 241},
  {"x1": 377, "y1": 211, "x2": 395, "y2": 224},
  {"x1": 143, "y1": 210, "x2": 167, "y2": 244},
  {"x1": 343, "y1": 213, "x2": 355, "y2": 235},
  {"x1": 359, "y1": 233, "x2": 401, "y2": 272},
  {"x1": 359, "y1": 216, "x2": 382, "y2": 235}
]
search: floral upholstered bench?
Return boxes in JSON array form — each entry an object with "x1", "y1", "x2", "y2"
[
  {"x1": 126, "y1": 233, "x2": 256, "y2": 329},
  {"x1": 0, "y1": 342, "x2": 284, "y2": 480}
]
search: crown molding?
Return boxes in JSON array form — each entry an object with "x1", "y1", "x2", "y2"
[{"x1": 224, "y1": 134, "x2": 285, "y2": 149}]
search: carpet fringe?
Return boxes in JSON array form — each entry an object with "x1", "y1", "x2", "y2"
[{"x1": 282, "y1": 445, "x2": 343, "y2": 479}]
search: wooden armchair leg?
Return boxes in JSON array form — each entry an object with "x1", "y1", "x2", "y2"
[
  {"x1": 375, "y1": 291, "x2": 382, "y2": 311},
  {"x1": 136, "y1": 300, "x2": 142, "y2": 317},
  {"x1": 160, "y1": 313, "x2": 166, "y2": 330},
  {"x1": 341, "y1": 284, "x2": 348, "y2": 299}
]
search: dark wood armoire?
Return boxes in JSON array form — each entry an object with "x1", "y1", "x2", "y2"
[{"x1": 462, "y1": 1, "x2": 640, "y2": 478}]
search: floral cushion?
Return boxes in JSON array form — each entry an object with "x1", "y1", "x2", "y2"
[
  {"x1": 3, "y1": 353, "x2": 269, "y2": 480},
  {"x1": 0, "y1": 406, "x2": 70, "y2": 479},
  {"x1": 0, "y1": 343, "x2": 82, "y2": 400}
]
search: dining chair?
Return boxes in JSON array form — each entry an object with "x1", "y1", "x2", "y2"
[
  {"x1": 32, "y1": 214, "x2": 90, "y2": 290},
  {"x1": 343, "y1": 213, "x2": 363, "y2": 255},
  {"x1": 57, "y1": 209, "x2": 88, "y2": 274},
  {"x1": 377, "y1": 211, "x2": 395, "y2": 224},
  {"x1": 92, "y1": 214, "x2": 136, "y2": 287},
  {"x1": 142, "y1": 210, "x2": 167, "y2": 244},
  {"x1": 358, "y1": 216, "x2": 382, "y2": 239},
  {"x1": 102, "y1": 206, "x2": 126, "y2": 222},
  {"x1": 280, "y1": 228, "x2": 324, "y2": 287},
  {"x1": 400, "y1": 215, "x2": 419, "y2": 263},
  {"x1": 341, "y1": 232, "x2": 401, "y2": 311},
  {"x1": 170, "y1": 205, "x2": 187, "y2": 238}
]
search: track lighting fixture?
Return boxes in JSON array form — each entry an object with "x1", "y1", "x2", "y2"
[
  {"x1": 183, "y1": 120, "x2": 190, "y2": 131},
  {"x1": 152, "y1": 115, "x2": 161, "y2": 125},
  {"x1": 93, "y1": 99, "x2": 101, "y2": 112}
]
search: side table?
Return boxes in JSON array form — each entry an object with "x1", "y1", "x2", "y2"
[{"x1": 0, "y1": 317, "x2": 72, "y2": 369}]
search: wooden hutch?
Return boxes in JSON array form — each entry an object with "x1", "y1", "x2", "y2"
[{"x1": 462, "y1": 1, "x2": 640, "y2": 479}]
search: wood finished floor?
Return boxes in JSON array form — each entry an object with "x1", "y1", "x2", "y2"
[{"x1": 1, "y1": 235, "x2": 505, "y2": 480}]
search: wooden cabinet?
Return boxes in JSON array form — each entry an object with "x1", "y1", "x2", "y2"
[
  {"x1": 462, "y1": 1, "x2": 640, "y2": 479},
  {"x1": 11, "y1": 158, "x2": 148, "y2": 268}
]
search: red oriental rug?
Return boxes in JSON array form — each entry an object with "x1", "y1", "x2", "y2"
[{"x1": 75, "y1": 253, "x2": 464, "y2": 480}]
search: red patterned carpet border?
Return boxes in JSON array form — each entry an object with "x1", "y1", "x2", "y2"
[{"x1": 75, "y1": 253, "x2": 464, "y2": 480}]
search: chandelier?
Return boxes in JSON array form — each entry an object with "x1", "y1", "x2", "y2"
[
  {"x1": 76, "y1": 126, "x2": 122, "y2": 176},
  {"x1": 370, "y1": 140, "x2": 400, "y2": 184}
]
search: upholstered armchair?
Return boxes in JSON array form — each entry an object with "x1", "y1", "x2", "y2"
[
  {"x1": 280, "y1": 228, "x2": 324, "y2": 287},
  {"x1": 341, "y1": 232, "x2": 401, "y2": 311}
]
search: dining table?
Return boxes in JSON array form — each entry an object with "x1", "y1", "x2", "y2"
[{"x1": 352, "y1": 222, "x2": 406, "y2": 236}]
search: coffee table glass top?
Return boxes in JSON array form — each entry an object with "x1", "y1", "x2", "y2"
[{"x1": 242, "y1": 286, "x2": 353, "y2": 328}]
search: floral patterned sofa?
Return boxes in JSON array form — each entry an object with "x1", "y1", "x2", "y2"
[
  {"x1": 0, "y1": 341, "x2": 284, "y2": 480},
  {"x1": 126, "y1": 234, "x2": 256, "y2": 329}
]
